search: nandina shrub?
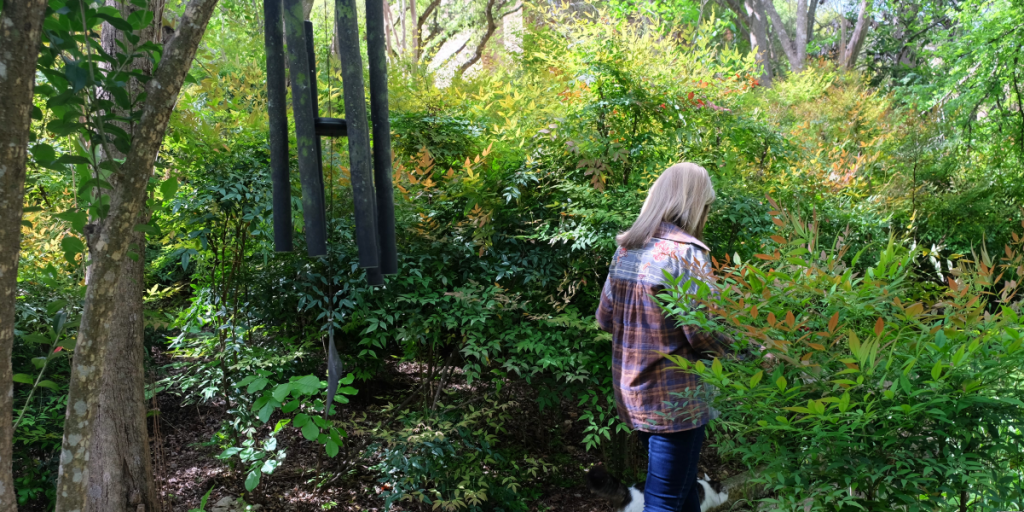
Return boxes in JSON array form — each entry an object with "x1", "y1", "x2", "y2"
[{"x1": 658, "y1": 203, "x2": 1024, "y2": 511}]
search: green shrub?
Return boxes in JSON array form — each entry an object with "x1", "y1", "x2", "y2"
[
  {"x1": 365, "y1": 396, "x2": 553, "y2": 512},
  {"x1": 660, "y1": 205, "x2": 1024, "y2": 511}
]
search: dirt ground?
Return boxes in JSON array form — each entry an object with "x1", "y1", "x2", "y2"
[{"x1": 151, "y1": 354, "x2": 748, "y2": 512}]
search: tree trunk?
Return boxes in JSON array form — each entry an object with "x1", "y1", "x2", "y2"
[
  {"x1": 839, "y1": 17, "x2": 848, "y2": 66},
  {"x1": 794, "y1": 0, "x2": 808, "y2": 69},
  {"x1": 0, "y1": 2, "x2": 49, "y2": 510},
  {"x1": 717, "y1": 0, "x2": 751, "y2": 45},
  {"x1": 383, "y1": 0, "x2": 395, "y2": 57},
  {"x1": 83, "y1": 1, "x2": 166, "y2": 510},
  {"x1": 87, "y1": 225, "x2": 156, "y2": 512},
  {"x1": 55, "y1": 0, "x2": 220, "y2": 510},
  {"x1": 400, "y1": 0, "x2": 407, "y2": 56},
  {"x1": 744, "y1": 0, "x2": 773, "y2": 87},
  {"x1": 764, "y1": 0, "x2": 807, "y2": 73},
  {"x1": 409, "y1": 0, "x2": 418, "y2": 63},
  {"x1": 841, "y1": 0, "x2": 871, "y2": 70},
  {"x1": 806, "y1": 0, "x2": 818, "y2": 47}
]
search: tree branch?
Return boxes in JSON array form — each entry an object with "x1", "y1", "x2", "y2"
[
  {"x1": 418, "y1": 0, "x2": 443, "y2": 34},
  {"x1": 456, "y1": 0, "x2": 512, "y2": 78}
]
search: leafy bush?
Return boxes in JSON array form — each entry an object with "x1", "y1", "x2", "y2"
[
  {"x1": 365, "y1": 396, "x2": 553, "y2": 512},
  {"x1": 660, "y1": 204, "x2": 1024, "y2": 511}
]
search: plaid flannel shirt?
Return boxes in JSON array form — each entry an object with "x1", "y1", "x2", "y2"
[{"x1": 596, "y1": 222, "x2": 733, "y2": 433}]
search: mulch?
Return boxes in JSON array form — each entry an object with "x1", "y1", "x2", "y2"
[{"x1": 151, "y1": 351, "x2": 748, "y2": 512}]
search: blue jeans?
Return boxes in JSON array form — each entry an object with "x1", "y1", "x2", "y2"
[{"x1": 639, "y1": 425, "x2": 705, "y2": 512}]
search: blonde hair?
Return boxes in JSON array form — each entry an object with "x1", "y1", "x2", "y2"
[{"x1": 616, "y1": 163, "x2": 716, "y2": 250}]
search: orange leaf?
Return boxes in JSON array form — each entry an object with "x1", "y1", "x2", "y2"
[
  {"x1": 754, "y1": 253, "x2": 774, "y2": 260},
  {"x1": 874, "y1": 317, "x2": 884, "y2": 337},
  {"x1": 770, "y1": 235, "x2": 786, "y2": 244},
  {"x1": 808, "y1": 343, "x2": 825, "y2": 351},
  {"x1": 828, "y1": 312, "x2": 838, "y2": 333},
  {"x1": 750, "y1": 306, "x2": 758, "y2": 319},
  {"x1": 785, "y1": 311, "x2": 795, "y2": 328},
  {"x1": 905, "y1": 303, "x2": 924, "y2": 316},
  {"x1": 800, "y1": 352, "x2": 813, "y2": 362},
  {"x1": 767, "y1": 312, "x2": 777, "y2": 326},
  {"x1": 772, "y1": 218, "x2": 785, "y2": 227}
]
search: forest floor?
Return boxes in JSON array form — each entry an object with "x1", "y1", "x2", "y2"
[{"x1": 150, "y1": 348, "x2": 749, "y2": 512}]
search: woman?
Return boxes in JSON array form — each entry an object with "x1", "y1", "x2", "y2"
[{"x1": 596, "y1": 162, "x2": 734, "y2": 512}]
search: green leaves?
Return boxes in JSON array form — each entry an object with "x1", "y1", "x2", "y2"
[
  {"x1": 247, "y1": 377, "x2": 269, "y2": 394},
  {"x1": 324, "y1": 439, "x2": 339, "y2": 458},
  {"x1": 300, "y1": 421, "x2": 319, "y2": 442},
  {"x1": 232, "y1": 372, "x2": 347, "y2": 468},
  {"x1": 292, "y1": 375, "x2": 322, "y2": 394},
  {"x1": 271, "y1": 383, "x2": 292, "y2": 402},
  {"x1": 60, "y1": 236, "x2": 86, "y2": 265},
  {"x1": 54, "y1": 210, "x2": 88, "y2": 233},
  {"x1": 838, "y1": 391, "x2": 851, "y2": 413},
  {"x1": 30, "y1": 143, "x2": 57, "y2": 163},
  {"x1": 63, "y1": 60, "x2": 88, "y2": 94},
  {"x1": 244, "y1": 469, "x2": 260, "y2": 492},
  {"x1": 657, "y1": 204, "x2": 1024, "y2": 509},
  {"x1": 160, "y1": 176, "x2": 179, "y2": 201}
]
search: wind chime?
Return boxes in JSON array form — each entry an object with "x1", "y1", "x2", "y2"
[
  {"x1": 263, "y1": 0, "x2": 397, "y2": 413},
  {"x1": 263, "y1": 0, "x2": 397, "y2": 283}
]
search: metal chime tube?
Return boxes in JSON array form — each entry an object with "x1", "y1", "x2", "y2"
[
  {"x1": 265, "y1": 0, "x2": 293, "y2": 252},
  {"x1": 304, "y1": 21, "x2": 328, "y2": 232},
  {"x1": 335, "y1": 0, "x2": 380, "y2": 272},
  {"x1": 283, "y1": 0, "x2": 328, "y2": 257},
  {"x1": 365, "y1": 0, "x2": 398, "y2": 276}
]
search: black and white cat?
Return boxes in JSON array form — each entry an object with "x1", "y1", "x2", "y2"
[{"x1": 587, "y1": 466, "x2": 729, "y2": 512}]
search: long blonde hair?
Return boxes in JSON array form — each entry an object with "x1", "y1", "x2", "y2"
[{"x1": 616, "y1": 163, "x2": 716, "y2": 249}]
